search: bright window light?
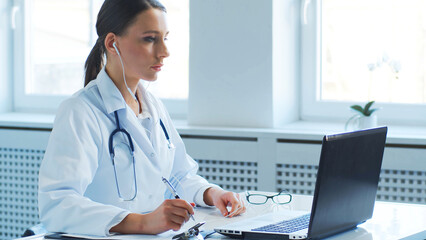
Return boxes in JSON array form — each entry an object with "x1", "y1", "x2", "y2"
[
  {"x1": 27, "y1": 0, "x2": 188, "y2": 100},
  {"x1": 148, "y1": 0, "x2": 189, "y2": 100},
  {"x1": 321, "y1": 0, "x2": 426, "y2": 104},
  {"x1": 29, "y1": 0, "x2": 91, "y2": 95}
]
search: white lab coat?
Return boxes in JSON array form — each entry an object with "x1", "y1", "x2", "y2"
[{"x1": 38, "y1": 68, "x2": 218, "y2": 236}]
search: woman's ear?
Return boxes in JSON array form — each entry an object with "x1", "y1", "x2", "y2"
[{"x1": 104, "y1": 32, "x2": 118, "y2": 55}]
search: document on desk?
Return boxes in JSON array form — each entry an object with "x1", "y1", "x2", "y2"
[
  {"x1": 46, "y1": 206, "x2": 233, "y2": 240},
  {"x1": 53, "y1": 233, "x2": 168, "y2": 239},
  {"x1": 51, "y1": 230, "x2": 184, "y2": 240},
  {"x1": 52, "y1": 227, "x2": 192, "y2": 240},
  {"x1": 52, "y1": 216, "x2": 213, "y2": 239}
]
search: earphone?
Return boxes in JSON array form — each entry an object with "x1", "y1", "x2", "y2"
[
  {"x1": 112, "y1": 42, "x2": 138, "y2": 102},
  {"x1": 112, "y1": 41, "x2": 119, "y2": 53}
]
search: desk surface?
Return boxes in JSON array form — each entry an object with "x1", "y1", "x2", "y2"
[
  {"x1": 18, "y1": 195, "x2": 426, "y2": 240},
  {"x1": 203, "y1": 195, "x2": 426, "y2": 240}
]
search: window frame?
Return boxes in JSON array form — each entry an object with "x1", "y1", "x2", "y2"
[
  {"x1": 12, "y1": 0, "x2": 188, "y2": 118},
  {"x1": 301, "y1": 0, "x2": 426, "y2": 125},
  {"x1": 13, "y1": 0, "x2": 94, "y2": 113}
]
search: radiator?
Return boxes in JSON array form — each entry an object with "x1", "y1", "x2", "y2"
[
  {"x1": 0, "y1": 147, "x2": 43, "y2": 240},
  {"x1": 275, "y1": 164, "x2": 426, "y2": 204},
  {"x1": 1, "y1": 129, "x2": 426, "y2": 239},
  {"x1": 196, "y1": 159, "x2": 258, "y2": 191}
]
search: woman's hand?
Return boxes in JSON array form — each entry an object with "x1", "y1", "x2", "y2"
[
  {"x1": 110, "y1": 199, "x2": 194, "y2": 235},
  {"x1": 203, "y1": 187, "x2": 246, "y2": 218}
]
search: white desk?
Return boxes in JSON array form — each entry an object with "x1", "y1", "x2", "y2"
[
  {"x1": 200, "y1": 195, "x2": 426, "y2": 240},
  {"x1": 18, "y1": 195, "x2": 426, "y2": 240}
]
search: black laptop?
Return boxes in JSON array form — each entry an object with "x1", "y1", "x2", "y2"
[{"x1": 215, "y1": 126, "x2": 388, "y2": 239}]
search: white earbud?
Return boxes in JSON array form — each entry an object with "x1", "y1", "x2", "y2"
[
  {"x1": 113, "y1": 42, "x2": 120, "y2": 55},
  {"x1": 112, "y1": 42, "x2": 137, "y2": 102}
]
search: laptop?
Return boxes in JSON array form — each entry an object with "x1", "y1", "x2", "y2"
[{"x1": 215, "y1": 126, "x2": 388, "y2": 240}]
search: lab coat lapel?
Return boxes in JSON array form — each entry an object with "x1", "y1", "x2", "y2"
[
  {"x1": 117, "y1": 108, "x2": 166, "y2": 208},
  {"x1": 119, "y1": 108, "x2": 156, "y2": 162},
  {"x1": 96, "y1": 68, "x2": 159, "y2": 167}
]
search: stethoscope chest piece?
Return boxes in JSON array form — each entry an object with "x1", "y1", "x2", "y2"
[
  {"x1": 172, "y1": 222, "x2": 205, "y2": 240},
  {"x1": 168, "y1": 141, "x2": 175, "y2": 150}
]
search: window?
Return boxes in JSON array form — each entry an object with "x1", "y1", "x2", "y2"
[
  {"x1": 148, "y1": 0, "x2": 189, "y2": 100},
  {"x1": 302, "y1": 0, "x2": 426, "y2": 123},
  {"x1": 148, "y1": 0, "x2": 189, "y2": 118},
  {"x1": 13, "y1": 0, "x2": 188, "y2": 117}
]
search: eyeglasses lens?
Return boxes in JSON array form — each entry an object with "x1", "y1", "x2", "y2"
[
  {"x1": 273, "y1": 194, "x2": 291, "y2": 204},
  {"x1": 247, "y1": 195, "x2": 268, "y2": 204}
]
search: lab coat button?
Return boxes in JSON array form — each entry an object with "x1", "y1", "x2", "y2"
[{"x1": 150, "y1": 153, "x2": 155, "y2": 158}]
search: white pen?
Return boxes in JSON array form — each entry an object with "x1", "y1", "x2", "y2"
[{"x1": 162, "y1": 177, "x2": 196, "y2": 221}]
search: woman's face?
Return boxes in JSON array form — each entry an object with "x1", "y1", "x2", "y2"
[{"x1": 116, "y1": 8, "x2": 169, "y2": 82}]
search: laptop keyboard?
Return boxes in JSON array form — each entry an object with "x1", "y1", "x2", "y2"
[{"x1": 252, "y1": 214, "x2": 311, "y2": 233}]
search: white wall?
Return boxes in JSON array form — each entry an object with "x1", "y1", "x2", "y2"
[
  {"x1": 272, "y1": 0, "x2": 300, "y2": 127},
  {"x1": 188, "y1": 0, "x2": 300, "y2": 128},
  {"x1": 0, "y1": 0, "x2": 13, "y2": 112}
]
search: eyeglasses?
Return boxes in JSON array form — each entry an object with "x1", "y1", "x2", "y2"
[{"x1": 246, "y1": 191, "x2": 292, "y2": 205}]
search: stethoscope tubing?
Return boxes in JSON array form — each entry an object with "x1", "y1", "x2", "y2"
[
  {"x1": 159, "y1": 118, "x2": 175, "y2": 149},
  {"x1": 109, "y1": 111, "x2": 138, "y2": 201},
  {"x1": 108, "y1": 110, "x2": 173, "y2": 201}
]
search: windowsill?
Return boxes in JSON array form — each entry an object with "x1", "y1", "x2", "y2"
[
  {"x1": 1, "y1": 112, "x2": 426, "y2": 145},
  {"x1": 0, "y1": 112, "x2": 55, "y2": 129}
]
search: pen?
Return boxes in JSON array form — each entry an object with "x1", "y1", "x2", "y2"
[{"x1": 162, "y1": 177, "x2": 196, "y2": 221}]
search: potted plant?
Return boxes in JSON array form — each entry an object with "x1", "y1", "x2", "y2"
[
  {"x1": 345, "y1": 101, "x2": 379, "y2": 130},
  {"x1": 350, "y1": 101, "x2": 379, "y2": 117}
]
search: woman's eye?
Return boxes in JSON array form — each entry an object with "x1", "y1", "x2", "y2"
[{"x1": 143, "y1": 36, "x2": 156, "y2": 42}]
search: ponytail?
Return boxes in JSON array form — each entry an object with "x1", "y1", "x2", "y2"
[{"x1": 84, "y1": 38, "x2": 105, "y2": 86}]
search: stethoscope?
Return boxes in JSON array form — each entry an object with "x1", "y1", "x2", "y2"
[{"x1": 108, "y1": 110, "x2": 175, "y2": 201}]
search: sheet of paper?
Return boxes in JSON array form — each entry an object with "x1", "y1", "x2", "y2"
[{"x1": 59, "y1": 211, "x2": 211, "y2": 240}]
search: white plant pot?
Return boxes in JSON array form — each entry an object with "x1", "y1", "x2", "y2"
[
  {"x1": 345, "y1": 114, "x2": 378, "y2": 131},
  {"x1": 359, "y1": 115, "x2": 377, "y2": 129}
]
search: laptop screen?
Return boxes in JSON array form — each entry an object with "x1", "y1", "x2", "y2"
[{"x1": 308, "y1": 127, "x2": 387, "y2": 239}]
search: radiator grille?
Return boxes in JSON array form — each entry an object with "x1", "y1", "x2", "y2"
[
  {"x1": 276, "y1": 164, "x2": 426, "y2": 204},
  {"x1": 276, "y1": 164, "x2": 318, "y2": 195},
  {"x1": 0, "y1": 147, "x2": 44, "y2": 240},
  {"x1": 377, "y1": 169, "x2": 426, "y2": 204},
  {"x1": 1, "y1": 134, "x2": 426, "y2": 240},
  {"x1": 196, "y1": 159, "x2": 258, "y2": 191}
]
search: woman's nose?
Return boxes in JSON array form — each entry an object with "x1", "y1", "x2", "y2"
[{"x1": 158, "y1": 40, "x2": 170, "y2": 59}]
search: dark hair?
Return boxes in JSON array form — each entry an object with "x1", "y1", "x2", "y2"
[{"x1": 84, "y1": 0, "x2": 166, "y2": 86}]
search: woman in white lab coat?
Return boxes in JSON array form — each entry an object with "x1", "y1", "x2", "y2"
[{"x1": 38, "y1": 0, "x2": 245, "y2": 236}]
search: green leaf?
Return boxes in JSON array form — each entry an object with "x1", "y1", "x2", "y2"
[
  {"x1": 363, "y1": 101, "x2": 375, "y2": 115},
  {"x1": 350, "y1": 105, "x2": 364, "y2": 114}
]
